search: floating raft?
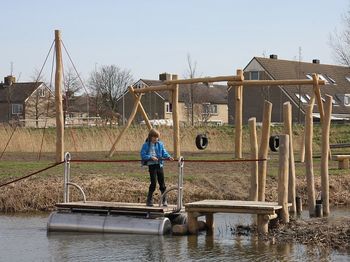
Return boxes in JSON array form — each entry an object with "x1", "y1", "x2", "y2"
[{"x1": 48, "y1": 201, "x2": 183, "y2": 235}]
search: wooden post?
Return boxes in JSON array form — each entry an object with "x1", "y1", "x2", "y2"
[
  {"x1": 235, "y1": 69, "x2": 244, "y2": 159},
  {"x1": 129, "y1": 86, "x2": 152, "y2": 130},
  {"x1": 108, "y1": 88, "x2": 142, "y2": 157},
  {"x1": 321, "y1": 95, "x2": 332, "y2": 216},
  {"x1": 205, "y1": 213, "x2": 214, "y2": 232},
  {"x1": 312, "y1": 74, "x2": 324, "y2": 124},
  {"x1": 305, "y1": 104, "x2": 316, "y2": 217},
  {"x1": 54, "y1": 30, "x2": 64, "y2": 163},
  {"x1": 278, "y1": 135, "x2": 290, "y2": 223},
  {"x1": 283, "y1": 102, "x2": 296, "y2": 214},
  {"x1": 187, "y1": 212, "x2": 198, "y2": 234},
  {"x1": 258, "y1": 101, "x2": 272, "y2": 201},
  {"x1": 248, "y1": 117, "x2": 258, "y2": 201},
  {"x1": 172, "y1": 75, "x2": 180, "y2": 158}
]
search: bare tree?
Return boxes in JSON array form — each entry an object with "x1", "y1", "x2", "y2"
[
  {"x1": 27, "y1": 70, "x2": 54, "y2": 127},
  {"x1": 89, "y1": 65, "x2": 133, "y2": 124},
  {"x1": 184, "y1": 53, "x2": 198, "y2": 125},
  {"x1": 329, "y1": 9, "x2": 350, "y2": 66},
  {"x1": 63, "y1": 67, "x2": 83, "y2": 116}
]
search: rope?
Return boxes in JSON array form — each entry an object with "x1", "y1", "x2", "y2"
[
  {"x1": 0, "y1": 124, "x2": 18, "y2": 160},
  {"x1": 38, "y1": 48, "x2": 56, "y2": 160},
  {"x1": 69, "y1": 158, "x2": 266, "y2": 163},
  {"x1": 0, "y1": 161, "x2": 64, "y2": 188}
]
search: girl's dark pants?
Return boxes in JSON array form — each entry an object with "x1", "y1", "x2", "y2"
[{"x1": 148, "y1": 164, "x2": 166, "y2": 195}]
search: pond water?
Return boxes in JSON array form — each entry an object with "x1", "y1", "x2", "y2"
[{"x1": 0, "y1": 210, "x2": 349, "y2": 262}]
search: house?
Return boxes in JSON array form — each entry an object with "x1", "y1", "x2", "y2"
[
  {"x1": 117, "y1": 73, "x2": 228, "y2": 126},
  {"x1": 228, "y1": 55, "x2": 350, "y2": 124},
  {"x1": 0, "y1": 75, "x2": 55, "y2": 127}
]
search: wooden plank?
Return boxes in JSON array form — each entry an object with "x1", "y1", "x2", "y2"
[
  {"x1": 56, "y1": 201, "x2": 177, "y2": 213},
  {"x1": 332, "y1": 155, "x2": 350, "y2": 160},
  {"x1": 164, "y1": 75, "x2": 243, "y2": 85},
  {"x1": 185, "y1": 200, "x2": 285, "y2": 210}
]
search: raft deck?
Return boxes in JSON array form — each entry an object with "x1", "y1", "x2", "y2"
[
  {"x1": 185, "y1": 200, "x2": 289, "y2": 234},
  {"x1": 56, "y1": 201, "x2": 180, "y2": 217}
]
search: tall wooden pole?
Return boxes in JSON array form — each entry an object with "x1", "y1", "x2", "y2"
[
  {"x1": 248, "y1": 117, "x2": 258, "y2": 201},
  {"x1": 305, "y1": 104, "x2": 316, "y2": 217},
  {"x1": 283, "y1": 102, "x2": 296, "y2": 214},
  {"x1": 321, "y1": 95, "x2": 332, "y2": 216},
  {"x1": 277, "y1": 134, "x2": 289, "y2": 223},
  {"x1": 235, "y1": 69, "x2": 244, "y2": 159},
  {"x1": 55, "y1": 30, "x2": 64, "y2": 163},
  {"x1": 172, "y1": 74, "x2": 180, "y2": 158},
  {"x1": 258, "y1": 101, "x2": 272, "y2": 201}
]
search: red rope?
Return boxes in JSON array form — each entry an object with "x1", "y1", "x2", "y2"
[
  {"x1": 0, "y1": 161, "x2": 64, "y2": 188},
  {"x1": 69, "y1": 158, "x2": 266, "y2": 163}
]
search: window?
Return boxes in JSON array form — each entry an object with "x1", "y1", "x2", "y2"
[
  {"x1": 346, "y1": 76, "x2": 350, "y2": 82},
  {"x1": 295, "y1": 93, "x2": 308, "y2": 103},
  {"x1": 306, "y1": 74, "x2": 313, "y2": 80},
  {"x1": 203, "y1": 104, "x2": 218, "y2": 114},
  {"x1": 37, "y1": 88, "x2": 45, "y2": 97},
  {"x1": 344, "y1": 94, "x2": 350, "y2": 106},
  {"x1": 12, "y1": 104, "x2": 23, "y2": 115},
  {"x1": 250, "y1": 71, "x2": 260, "y2": 80},
  {"x1": 165, "y1": 102, "x2": 172, "y2": 113}
]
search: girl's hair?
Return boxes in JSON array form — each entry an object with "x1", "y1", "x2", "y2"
[{"x1": 148, "y1": 128, "x2": 160, "y2": 140}]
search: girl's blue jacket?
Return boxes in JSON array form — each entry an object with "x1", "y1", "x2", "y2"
[{"x1": 140, "y1": 140, "x2": 171, "y2": 167}]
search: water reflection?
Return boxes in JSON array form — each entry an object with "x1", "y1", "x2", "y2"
[{"x1": 0, "y1": 211, "x2": 349, "y2": 261}]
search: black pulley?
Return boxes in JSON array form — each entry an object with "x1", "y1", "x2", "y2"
[
  {"x1": 195, "y1": 134, "x2": 208, "y2": 150},
  {"x1": 269, "y1": 135, "x2": 279, "y2": 152}
]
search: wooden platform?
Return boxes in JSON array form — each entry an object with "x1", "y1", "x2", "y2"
[
  {"x1": 332, "y1": 155, "x2": 350, "y2": 169},
  {"x1": 185, "y1": 200, "x2": 287, "y2": 234},
  {"x1": 56, "y1": 201, "x2": 179, "y2": 216}
]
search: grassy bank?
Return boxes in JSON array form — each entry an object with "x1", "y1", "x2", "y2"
[{"x1": 0, "y1": 151, "x2": 349, "y2": 212}]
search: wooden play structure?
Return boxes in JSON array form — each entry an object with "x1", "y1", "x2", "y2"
[{"x1": 51, "y1": 29, "x2": 333, "y2": 235}]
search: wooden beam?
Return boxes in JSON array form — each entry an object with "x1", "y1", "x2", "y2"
[
  {"x1": 54, "y1": 30, "x2": 64, "y2": 163},
  {"x1": 278, "y1": 135, "x2": 290, "y2": 223},
  {"x1": 164, "y1": 75, "x2": 243, "y2": 85},
  {"x1": 172, "y1": 75, "x2": 180, "y2": 158},
  {"x1": 305, "y1": 104, "x2": 316, "y2": 217},
  {"x1": 321, "y1": 95, "x2": 332, "y2": 216},
  {"x1": 227, "y1": 79, "x2": 326, "y2": 87},
  {"x1": 258, "y1": 101, "x2": 272, "y2": 201},
  {"x1": 235, "y1": 69, "x2": 244, "y2": 159},
  {"x1": 283, "y1": 102, "x2": 296, "y2": 214},
  {"x1": 129, "y1": 86, "x2": 152, "y2": 130},
  {"x1": 108, "y1": 93, "x2": 142, "y2": 157},
  {"x1": 249, "y1": 117, "x2": 258, "y2": 201},
  {"x1": 312, "y1": 73, "x2": 324, "y2": 124},
  {"x1": 133, "y1": 85, "x2": 174, "y2": 93}
]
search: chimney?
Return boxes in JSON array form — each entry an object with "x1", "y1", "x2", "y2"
[
  {"x1": 159, "y1": 73, "x2": 172, "y2": 81},
  {"x1": 4, "y1": 75, "x2": 16, "y2": 85},
  {"x1": 269, "y1": 54, "x2": 278, "y2": 59},
  {"x1": 312, "y1": 59, "x2": 320, "y2": 64}
]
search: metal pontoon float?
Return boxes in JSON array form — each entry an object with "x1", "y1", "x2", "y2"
[{"x1": 47, "y1": 153, "x2": 186, "y2": 235}]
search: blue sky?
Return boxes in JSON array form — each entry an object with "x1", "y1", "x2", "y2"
[{"x1": 0, "y1": 0, "x2": 349, "y2": 85}]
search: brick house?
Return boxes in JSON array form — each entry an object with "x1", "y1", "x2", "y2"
[
  {"x1": 117, "y1": 73, "x2": 228, "y2": 126},
  {"x1": 228, "y1": 55, "x2": 350, "y2": 124},
  {"x1": 0, "y1": 76, "x2": 55, "y2": 127}
]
